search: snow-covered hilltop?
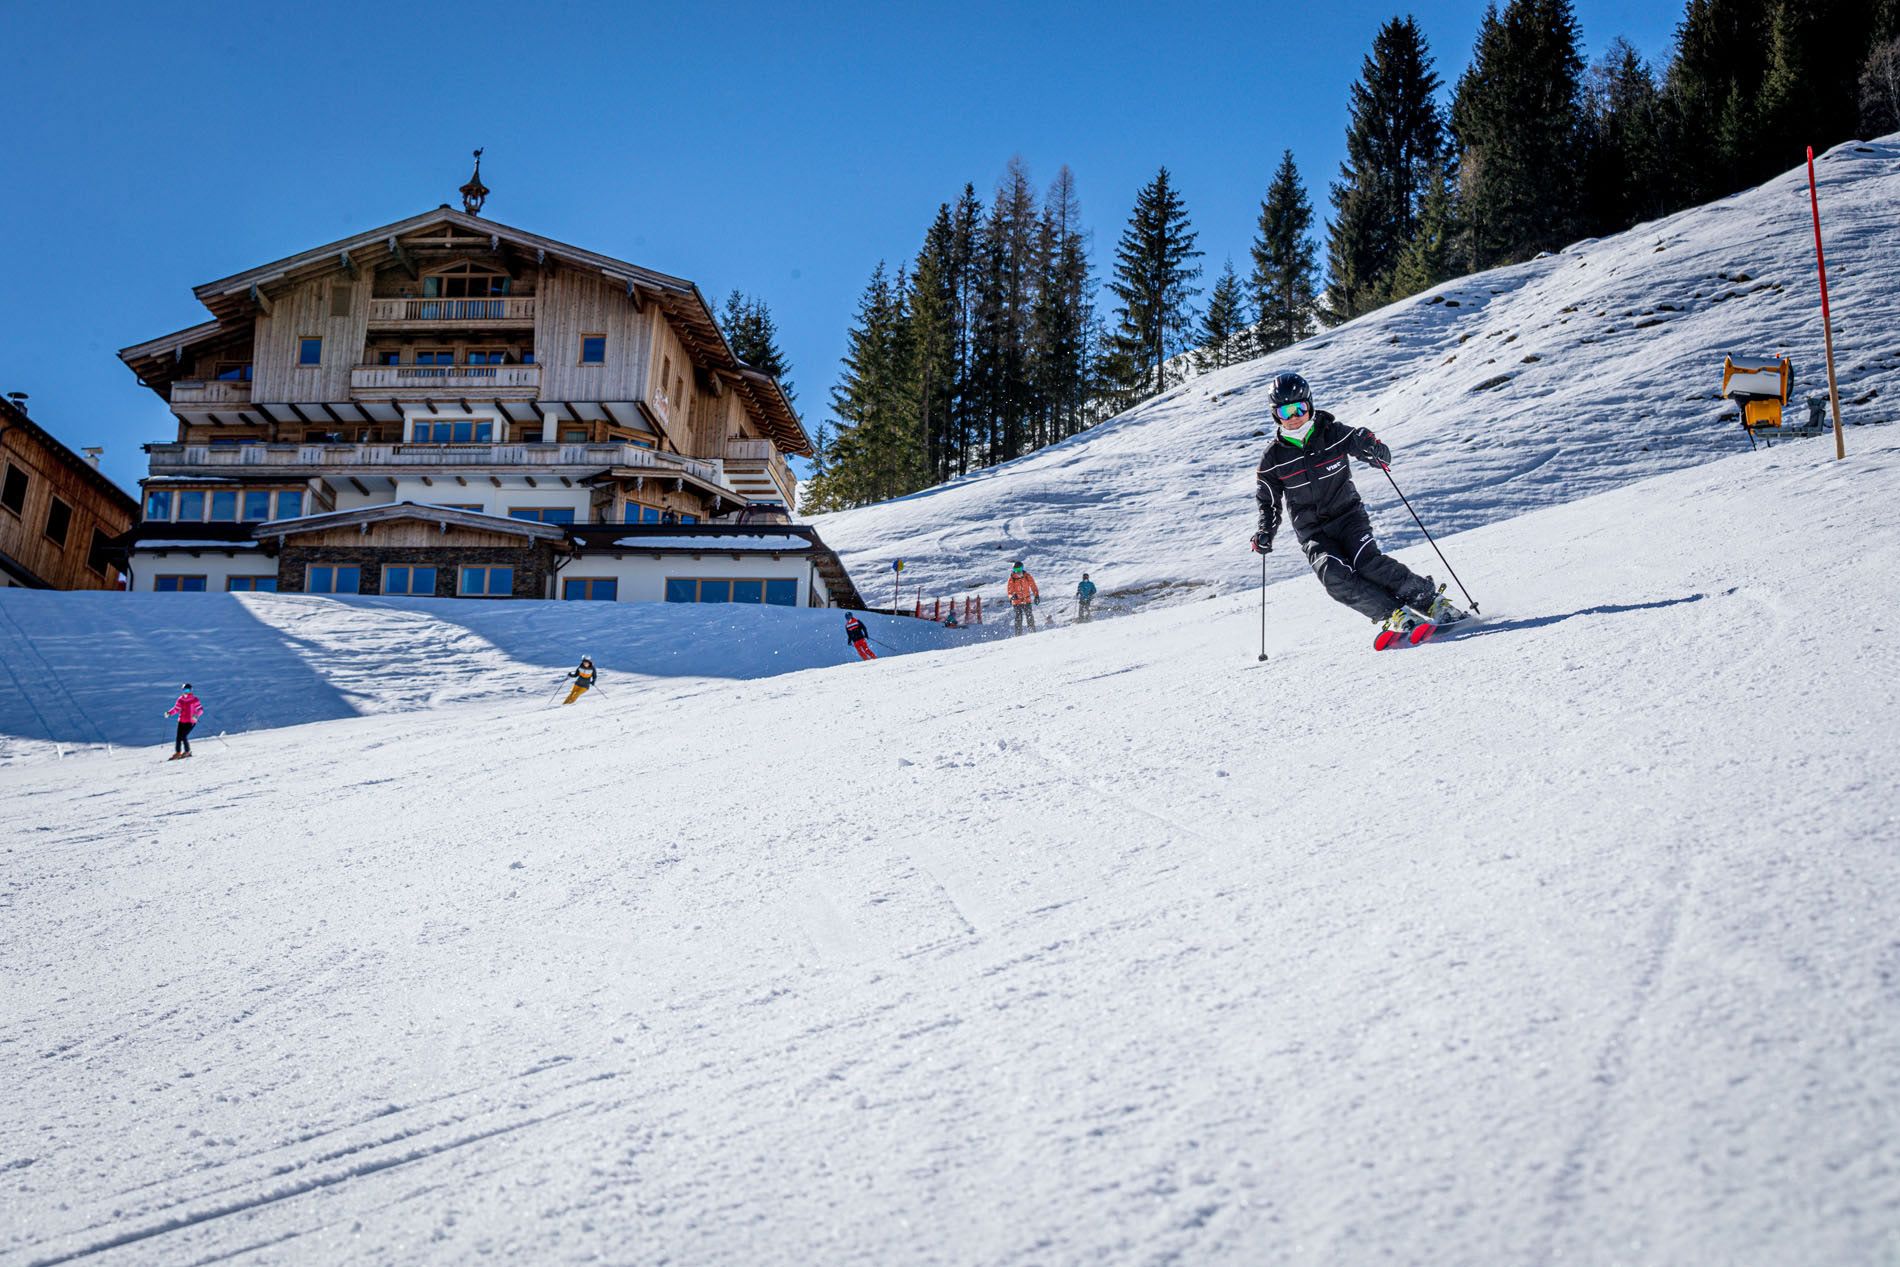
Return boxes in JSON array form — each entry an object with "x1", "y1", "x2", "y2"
[{"x1": 812, "y1": 138, "x2": 1900, "y2": 613}]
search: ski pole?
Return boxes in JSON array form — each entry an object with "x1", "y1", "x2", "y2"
[
  {"x1": 589, "y1": 681, "x2": 608, "y2": 698},
  {"x1": 543, "y1": 679, "x2": 569, "y2": 707},
  {"x1": 1258, "y1": 550, "x2": 1269, "y2": 662},
  {"x1": 1378, "y1": 463, "x2": 1480, "y2": 615}
]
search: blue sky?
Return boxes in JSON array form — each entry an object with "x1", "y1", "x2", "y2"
[{"x1": 0, "y1": 1, "x2": 1682, "y2": 492}]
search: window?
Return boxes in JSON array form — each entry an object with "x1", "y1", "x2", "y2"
[
  {"x1": 242, "y1": 491, "x2": 273, "y2": 521},
  {"x1": 306, "y1": 565, "x2": 360, "y2": 595},
  {"x1": 509, "y1": 507, "x2": 575, "y2": 524},
  {"x1": 459, "y1": 565, "x2": 513, "y2": 597},
  {"x1": 44, "y1": 498, "x2": 72, "y2": 546},
  {"x1": 415, "y1": 350, "x2": 455, "y2": 366},
  {"x1": 624, "y1": 504, "x2": 664, "y2": 525},
  {"x1": 563, "y1": 578, "x2": 618, "y2": 601},
  {"x1": 177, "y1": 490, "x2": 206, "y2": 521},
  {"x1": 665, "y1": 577, "x2": 799, "y2": 606},
  {"x1": 580, "y1": 334, "x2": 605, "y2": 365},
  {"x1": 1, "y1": 464, "x2": 26, "y2": 516},
  {"x1": 275, "y1": 490, "x2": 304, "y2": 519},
  {"x1": 215, "y1": 362, "x2": 253, "y2": 381},
  {"x1": 422, "y1": 264, "x2": 510, "y2": 299},
  {"x1": 144, "y1": 489, "x2": 172, "y2": 521},
  {"x1": 330, "y1": 284, "x2": 354, "y2": 317},
  {"x1": 561, "y1": 428, "x2": 588, "y2": 442},
  {"x1": 679, "y1": 514, "x2": 698, "y2": 525},
  {"x1": 377, "y1": 350, "x2": 402, "y2": 366},
  {"x1": 298, "y1": 337, "x2": 322, "y2": 366},
  {"x1": 383, "y1": 565, "x2": 438, "y2": 596},
  {"x1": 466, "y1": 350, "x2": 505, "y2": 365},
  {"x1": 209, "y1": 491, "x2": 239, "y2": 521},
  {"x1": 226, "y1": 576, "x2": 278, "y2": 592},
  {"x1": 155, "y1": 575, "x2": 208, "y2": 592},
  {"x1": 86, "y1": 528, "x2": 112, "y2": 576},
  {"x1": 521, "y1": 350, "x2": 536, "y2": 364},
  {"x1": 410, "y1": 419, "x2": 493, "y2": 443}
]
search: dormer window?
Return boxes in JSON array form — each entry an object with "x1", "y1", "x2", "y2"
[{"x1": 421, "y1": 262, "x2": 511, "y2": 299}]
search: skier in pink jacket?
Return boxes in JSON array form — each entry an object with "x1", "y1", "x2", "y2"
[{"x1": 165, "y1": 685, "x2": 203, "y2": 759}]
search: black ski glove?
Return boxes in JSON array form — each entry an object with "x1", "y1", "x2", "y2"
[
  {"x1": 1366, "y1": 437, "x2": 1392, "y2": 466},
  {"x1": 1250, "y1": 531, "x2": 1273, "y2": 554}
]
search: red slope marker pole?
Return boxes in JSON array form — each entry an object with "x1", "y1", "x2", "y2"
[{"x1": 1807, "y1": 145, "x2": 1847, "y2": 461}]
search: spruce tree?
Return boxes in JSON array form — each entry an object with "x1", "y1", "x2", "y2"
[
  {"x1": 1251, "y1": 149, "x2": 1320, "y2": 351},
  {"x1": 1385, "y1": 163, "x2": 1460, "y2": 301},
  {"x1": 1326, "y1": 17, "x2": 1449, "y2": 320},
  {"x1": 814, "y1": 262, "x2": 926, "y2": 509},
  {"x1": 1032, "y1": 167, "x2": 1094, "y2": 446},
  {"x1": 1193, "y1": 262, "x2": 1252, "y2": 375},
  {"x1": 909, "y1": 206, "x2": 960, "y2": 484},
  {"x1": 1451, "y1": 0, "x2": 1588, "y2": 271},
  {"x1": 720, "y1": 291, "x2": 795, "y2": 403},
  {"x1": 1105, "y1": 167, "x2": 1203, "y2": 398},
  {"x1": 1864, "y1": 35, "x2": 1900, "y2": 133},
  {"x1": 1581, "y1": 38, "x2": 1667, "y2": 235}
]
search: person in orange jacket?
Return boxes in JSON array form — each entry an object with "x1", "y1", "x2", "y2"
[{"x1": 1006, "y1": 561, "x2": 1041, "y2": 635}]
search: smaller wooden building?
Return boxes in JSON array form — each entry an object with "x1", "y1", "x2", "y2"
[{"x1": 0, "y1": 393, "x2": 139, "y2": 590}]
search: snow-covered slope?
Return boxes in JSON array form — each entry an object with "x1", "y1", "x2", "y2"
[
  {"x1": 0, "y1": 596, "x2": 963, "y2": 764},
  {"x1": 812, "y1": 138, "x2": 1900, "y2": 614},
  {"x1": 5, "y1": 429, "x2": 1898, "y2": 1265}
]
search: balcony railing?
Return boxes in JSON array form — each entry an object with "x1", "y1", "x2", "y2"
[
  {"x1": 351, "y1": 364, "x2": 541, "y2": 391},
  {"x1": 169, "y1": 379, "x2": 253, "y2": 406},
  {"x1": 723, "y1": 438, "x2": 795, "y2": 504},
  {"x1": 147, "y1": 441, "x2": 725, "y2": 486},
  {"x1": 367, "y1": 296, "x2": 536, "y2": 324}
]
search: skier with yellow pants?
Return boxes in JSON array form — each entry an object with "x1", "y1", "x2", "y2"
[{"x1": 563, "y1": 656, "x2": 598, "y2": 704}]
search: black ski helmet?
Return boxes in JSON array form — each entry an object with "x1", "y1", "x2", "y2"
[{"x1": 1269, "y1": 372, "x2": 1311, "y2": 412}]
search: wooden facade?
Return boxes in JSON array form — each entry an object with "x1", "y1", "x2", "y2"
[
  {"x1": 0, "y1": 394, "x2": 138, "y2": 590},
  {"x1": 112, "y1": 206, "x2": 847, "y2": 604}
]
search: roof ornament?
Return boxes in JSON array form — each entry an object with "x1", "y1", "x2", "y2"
[{"x1": 460, "y1": 148, "x2": 489, "y2": 216}]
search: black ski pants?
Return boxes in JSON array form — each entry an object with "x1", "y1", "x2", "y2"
[
  {"x1": 174, "y1": 721, "x2": 195, "y2": 754},
  {"x1": 1011, "y1": 603, "x2": 1037, "y2": 634},
  {"x1": 1299, "y1": 507, "x2": 1434, "y2": 622}
]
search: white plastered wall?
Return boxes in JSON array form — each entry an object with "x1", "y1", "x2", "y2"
[
  {"x1": 129, "y1": 549, "x2": 279, "y2": 593},
  {"x1": 554, "y1": 552, "x2": 818, "y2": 605}
]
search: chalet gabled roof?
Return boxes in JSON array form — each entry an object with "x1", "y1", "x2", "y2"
[
  {"x1": 119, "y1": 206, "x2": 810, "y2": 456},
  {"x1": 0, "y1": 392, "x2": 140, "y2": 515},
  {"x1": 252, "y1": 500, "x2": 569, "y2": 542}
]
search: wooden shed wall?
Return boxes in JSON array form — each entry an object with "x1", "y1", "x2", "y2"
[{"x1": 0, "y1": 429, "x2": 136, "y2": 589}]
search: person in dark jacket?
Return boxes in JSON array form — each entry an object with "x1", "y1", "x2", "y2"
[
  {"x1": 1252, "y1": 372, "x2": 1460, "y2": 628},
  {"x1": 562, "y1": 656, "x2": 597, "y2": 705},
  {"x1": 1075, "y1": 574, "x2": 1097, "y2": 622},
  {"x1": 844, "y1": 612, "x2": 876, "y2": 660}
]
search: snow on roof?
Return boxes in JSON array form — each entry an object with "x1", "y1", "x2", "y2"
[
  {"x1": 131, "y1": 540, "x2": 259, "y2": 551},
  {"x1": 607, "y1": 534, "x2": 811, "y2": 551}
]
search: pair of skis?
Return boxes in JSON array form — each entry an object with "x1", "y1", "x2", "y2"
[{"x1": 1373, "y1": 584, "x2": 1469, "y2": 652}]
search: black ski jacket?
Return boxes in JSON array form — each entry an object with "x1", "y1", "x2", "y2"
[
  {"x1": 844, "y1": 618, "x2": 868, "y2": 644},
  {"x1": 1255, "y1": 411, "x2": 1392, "y2": 547}
]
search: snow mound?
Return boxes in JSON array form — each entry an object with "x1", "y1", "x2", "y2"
[
  {"x1": 813, "y1": 137, "x2": 1900, "y2": 615},
  {"x1": 0, "y1": 594, "x2": 964, "y2": 763}
]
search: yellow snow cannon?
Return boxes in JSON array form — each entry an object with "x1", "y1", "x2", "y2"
[{"x1": 1723, "y1": 354, "x2": 1791, "y2": 446}]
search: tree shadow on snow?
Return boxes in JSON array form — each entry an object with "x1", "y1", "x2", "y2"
[{"x1": 1436, "y1": 593, "x2": 1707, "y2": 642}]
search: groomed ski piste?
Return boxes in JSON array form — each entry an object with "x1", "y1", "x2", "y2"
[{"x1": 3, "y1": 145, "x2": 1899, "y2": 1265}]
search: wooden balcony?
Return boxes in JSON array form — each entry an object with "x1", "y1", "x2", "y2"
[
  {"x1": 723, "y1": 438, "x2": 796, "y2": 504},
  {"x1": 169, "y1": 379, "x2": 253, "y2": 407},
  {"x1": 146, "y1": 440, "x2": 725, "y2": 486},
  {"x1": 350, "y1": 364, "x2": 541, "y2": 393},
  {"x1": 366, "y1": 296, "x2": 536, "y2": 328}
]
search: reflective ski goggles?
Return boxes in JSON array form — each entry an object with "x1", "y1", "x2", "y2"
[{"x1": 1275, "y1": 401, "x2": 1311, "y2": 422}]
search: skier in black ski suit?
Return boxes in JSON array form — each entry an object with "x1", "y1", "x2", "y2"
[{"x1": 1252, "y1": 372, "x2": 1443, "y2": 624}]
